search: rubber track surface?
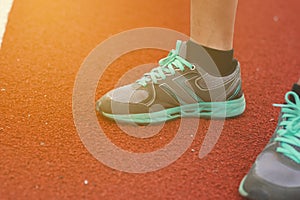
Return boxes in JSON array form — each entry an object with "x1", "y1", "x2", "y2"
[{"x1": 0, "y1": 0, "x2": 300, "y2": 199}]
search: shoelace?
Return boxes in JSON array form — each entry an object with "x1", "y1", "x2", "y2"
[
  {"x1": 273, "y1": 91, "x2": 300, "y2": 164},
  {"x1": 136, "y1": 40, "x2": 195, "y2": 87}
]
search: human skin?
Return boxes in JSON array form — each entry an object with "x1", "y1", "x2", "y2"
[{"x1": 190, "y1": 0, "x2": 239, "y2": 50}]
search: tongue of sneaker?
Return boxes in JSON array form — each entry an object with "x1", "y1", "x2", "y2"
[{"x1": 178, "y1": 41, "x2": 187, "y2": 58}]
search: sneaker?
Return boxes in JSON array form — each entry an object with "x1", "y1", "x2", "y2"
[
  {"x1": 96, "y1": 40, "x2": 246, "y2": 124},
  {"x1": 239, "y1": 88, "x2": 300, "y2": 200}
]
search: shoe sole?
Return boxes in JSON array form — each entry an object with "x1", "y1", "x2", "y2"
[
  {"x1": 101, "y1": 95, "x2": 246, "y2": 124},
  {"x1": 239, "y1": 176, "x2": 250, "y2": 198},
  {"x1": 239, "y1": 175, "x2": 272, "y2": 200}
]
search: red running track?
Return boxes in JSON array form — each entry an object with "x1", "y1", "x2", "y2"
[{"x1": 0, "y1": 0, "x2": 300, "y2": 199}]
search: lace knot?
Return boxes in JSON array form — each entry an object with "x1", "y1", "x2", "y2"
[{"x1": 136, "y1": 40, "x2": 194, "y2": 87}]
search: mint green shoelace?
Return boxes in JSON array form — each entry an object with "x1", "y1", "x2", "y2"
[
  {"x1": 273, "y1": 91, "x2": 300, "y2": 164},
  {"x1": 136, "y1": 40, "x2": 194, "y2": 87}
]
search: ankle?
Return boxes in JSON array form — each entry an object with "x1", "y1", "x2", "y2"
[{"x1": 186, "y1": 40, "x2": 236, "y2": 76}]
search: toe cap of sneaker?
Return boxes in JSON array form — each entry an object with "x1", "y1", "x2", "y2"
[
  {"x1": 96, "y1": 93, "x2": 149, "y2": 115},
  {"x1": 240, "y1": 146, "x2": 300, "y2": 200}
]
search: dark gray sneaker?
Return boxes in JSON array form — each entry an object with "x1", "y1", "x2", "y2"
[
  {"x1": 96, "y1": 40, "x2": 246, "y2": 123},
  {"x1": 239, "y1": 90, "x2": 300, "y2": 200}
]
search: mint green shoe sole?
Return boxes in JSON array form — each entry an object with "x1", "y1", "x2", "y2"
[
  {"x1": 239, "y1": 176, "x2": 249, "y2": 198},
  {"x1": 101, "y1": 95, "x2": 246, "y2": 124}
]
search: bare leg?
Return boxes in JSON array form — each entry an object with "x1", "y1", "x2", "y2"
[
  {"x1": 191, "y1": 0, "x2": 238, "y2": 50},
  {"x1": 297, "y1": 78, "x2": 300, "y2": 85}
]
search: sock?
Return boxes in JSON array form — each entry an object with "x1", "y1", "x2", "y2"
[
  {"x1": 186, "y1": 40, "x2": 236, "y2": 76},
  {"x1": 291, "y1": 83, "x2": 300, "y2": 100}
]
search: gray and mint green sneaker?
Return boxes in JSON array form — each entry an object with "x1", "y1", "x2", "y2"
[
  {"x1": 239, "y1": 90, "x2": 300, "y2": 200},
  {"x1": 96, "y1": 40, "x2": 246, "y2": 123}
]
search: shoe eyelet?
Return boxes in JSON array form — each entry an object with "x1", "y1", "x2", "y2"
[{"x1": 191, "y1": 65, "x2": 196, "y2": 70}]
